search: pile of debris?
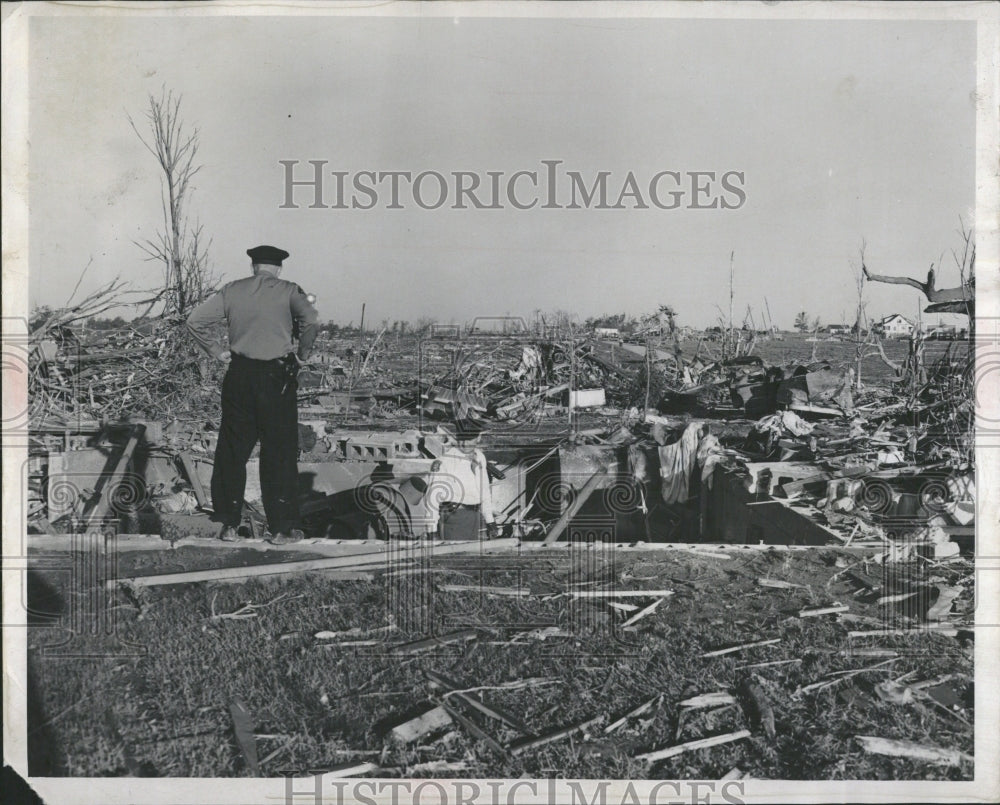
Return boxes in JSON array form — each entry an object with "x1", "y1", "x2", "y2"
[{"x1": 26, "y1": 288, "x2": 974, "y2": 559}]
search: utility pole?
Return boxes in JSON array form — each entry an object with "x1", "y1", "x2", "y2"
[{"x1": 727, "y1": 251, "x2": 735, "y2": 358}]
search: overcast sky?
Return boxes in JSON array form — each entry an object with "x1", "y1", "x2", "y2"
[{"x1": 28, "y1": 13, "x2": 976, "y2": 329}]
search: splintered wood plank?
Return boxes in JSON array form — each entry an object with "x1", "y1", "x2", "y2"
[
  {"x1": 621, "y1": 597, "x2": 667, "y2": 629},
  {"x1": 509, "y1": 715, "x2": 604, "y2": 755},
  {"x1": 438, "y1": 584, "x2": 530, "y2": 597},
  {"x1": 388, "y1": 629, "x2": 479, "y2": 655},
  {"x1": 701, "y1": 638, "x2": 780, "y2": 658},
  {"x1": 568, "y1": 590, "x2": 675, "y2": 599},
  {"x1": 390, "y1": 706, "x2": 453, "y2": 744},
  {"x1": 855, "y1": 736, "x2": 971, "y2": 766},
  {"x1": 635, "y1": 730, "x2": 752, "y2": 763},
  {"x1": 319, "y1": 761, "x2": 379, "y2": 779},
  {"x1": 799, "y1": 604, "x2": 850, "y2": 618},
  {"x1": 757, "y1": 577, "x2": 810, "y2": 590},
  {"x1": 678, "y1": 691, "x2": 736, "y2": 710}
]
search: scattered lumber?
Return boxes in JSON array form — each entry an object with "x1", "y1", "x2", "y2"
[
  {"x1": 678, "y1": 691, "x2": 736, "y2": 710},
  {"x1": 111, "y1": 552, "x2": 393, "y2": 588},
  {"x1": 702, "y1": 638, "x2": 780, "y2": 658},
  {"x1": 735, "y1": 658, "x2": 801, "y2": 671},
  {"x1": 569, "y1": 590, "x2": 675, "y2": 599},
  {"x1": 906, "y1": 673, "x2": 958, "y2": 692},
  {"x1": 319, "y1": 761, "x2": 379, "y2": 778},
  {"x1": 390, "y1": 706, "x2": 453, "y2": 743},
  {"x1": 407, "y1": 759, "x2": 469, "y2": 774},
  {"x1": 388, "y1": 629, "x2": 479, "y2": 655},
  {"x1": 795, "y1": 659, "x2": 897, "y2": 695},
  {"x1": 798, "y1": 604, "x2": 849, "y2": 618},
  {"x1": 314, "y1": 625, "x2": 396, "y2": 640},
  {"x1": 109, "y1": 538, "x2": 519, "y2": 588},
  {"x1": 848, "y1": 627, "x2": 957, "y2": 638},
  {"x1": 438, "y1": 584, "x2": 529, "y2": 597},
  {"x1": 498, "y1": 626, "x2": 571, "y2": 643},
  {"x1": 634, "y1": 729, "x2": 751, "y2": 763},
  {"x1": 673, "y1": 547, "x2": 733, "y2": 560},
  {"x1": 757, "y1": 577, "x2": 809, "y2": 590},
  {"x1": 877, "y1": 591, "x2": 919, "y2": 606},
  {"x1": 855, "y1": 735, "x2": 971, "y2": 765},
  {"x1": 621, "y1": 597, "x2": 667, "y2": 629},
  {"x1": 510, "y1": 715, "x2": 604, "y2": 755}
]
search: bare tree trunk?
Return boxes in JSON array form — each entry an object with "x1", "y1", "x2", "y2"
[{"x1": 129, "y1": 89, "x2": 214, "y2": 317}]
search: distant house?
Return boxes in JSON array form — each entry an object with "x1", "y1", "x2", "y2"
[
  {"x1": 824, "y1": 324, "x2": 852, "y2": 336},
  {"x1": 874, "y1": 314, "x2": 914, "y2": 339},
  {"x1": 594, "y1": 327, "x2": 621, "y2": 340}
]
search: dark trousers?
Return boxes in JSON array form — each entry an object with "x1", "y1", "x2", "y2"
[{"x1": 211, "y1": 354, "x2": 299, "y2": 533}]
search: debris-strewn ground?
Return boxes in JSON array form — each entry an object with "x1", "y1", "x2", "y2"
[{"x1": 27, "y1": 545, "x2": 973, "y2": 779}]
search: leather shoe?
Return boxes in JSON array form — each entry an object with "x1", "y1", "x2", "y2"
[
  {"x1": 218, "y1": 525, "x2": 239, "y2": 542},
  {"x1": 268, "y1": 529, "x2": 304, "y2": 545}
]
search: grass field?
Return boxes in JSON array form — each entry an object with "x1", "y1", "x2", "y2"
[{"x1": 27, "y1": 544, "x2": 973, "y2": 780}]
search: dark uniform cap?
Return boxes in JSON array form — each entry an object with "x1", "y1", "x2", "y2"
[{"x1": 247, "y1": 245, "x2": 290, "y2": 266}]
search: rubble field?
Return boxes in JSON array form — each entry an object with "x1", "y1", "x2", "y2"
[{"x1": 24, "y1": 309, "x2": 976, "y2": 779}]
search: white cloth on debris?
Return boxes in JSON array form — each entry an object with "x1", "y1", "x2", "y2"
[
  {"x1": 423, "y1": 446, "x2": 495, "y2": 530},
  {"x1": 696, "y1": 433, "x2": 727, "y2": 490},
  {"x1": 758, "y1": 411, "x2": 814, "y2": 436},
  {"x1": 779, "y1": 410, "x2": 814, "y2": 436},
  {"x1": 657, "y1": 422, "x2": 703, "y2": 504}
]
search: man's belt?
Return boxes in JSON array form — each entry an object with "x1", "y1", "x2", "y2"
[{"x1": 231, "y1": 352, "x2": 300, "y2": 394}]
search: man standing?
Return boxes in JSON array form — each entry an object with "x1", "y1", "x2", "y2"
[{"x1": 186, "y1": 245, "x2": 318, "y2": 544}]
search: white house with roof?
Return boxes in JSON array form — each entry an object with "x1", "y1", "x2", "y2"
[{"x1": 874, "y1": 314, "x2": 914, "y2": 339}]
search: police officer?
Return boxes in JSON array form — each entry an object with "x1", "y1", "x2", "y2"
[{"x1": 186, "y1": 245, "x2": 319, "y2": 544}]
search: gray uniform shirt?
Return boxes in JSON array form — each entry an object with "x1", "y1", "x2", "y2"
[{"x1": 186, "y1": 270, "x2": 319, "y2": 361}]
